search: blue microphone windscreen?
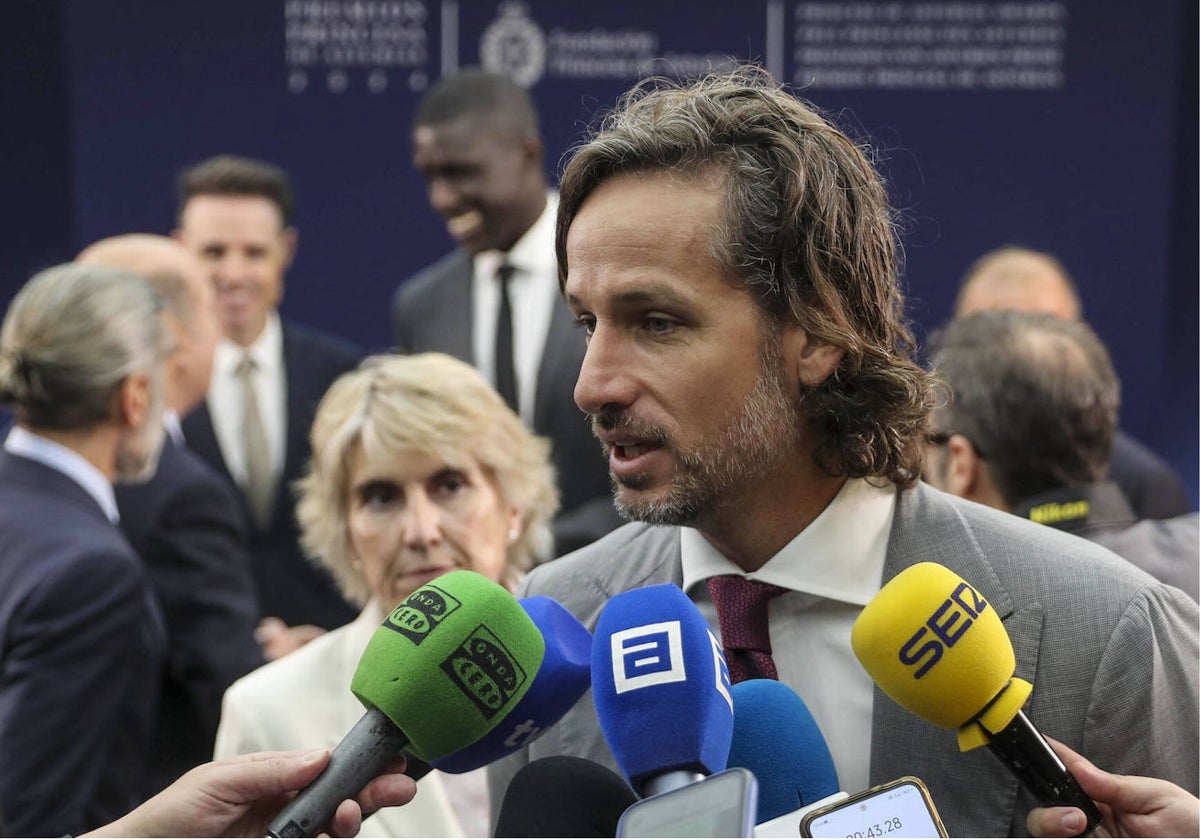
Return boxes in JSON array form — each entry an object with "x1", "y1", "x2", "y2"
[
  {"x1": 431, "y1": 596, "x2": 592, "y2": 772},
  {"x1": 727, "y1": 679, "x2": 840, "y2": 822},
  {"x1": 591, "y1": 583, "x2": 734, "y2": 793}
]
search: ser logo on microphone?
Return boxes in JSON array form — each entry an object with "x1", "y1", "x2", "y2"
[
  {"x1": 898, "y1": 581, "x2": 988, "y2": 679},
  {"x1": 441, "y1": 624, "x2": 529, "y2": 718},
  {"x1": 611, "y1": 620, "x2": 686, "y2": 694},
  {"x1": 384, "y1": 584, "x2": 462, "y2": 644}
]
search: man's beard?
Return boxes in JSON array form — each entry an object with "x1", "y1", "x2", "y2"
[
  {"x1": 594, "y1": 333, "x2": 801, "y2": 526},
  {"x1": 114, "y1": 378, "x2": 167, "y2": 484}
]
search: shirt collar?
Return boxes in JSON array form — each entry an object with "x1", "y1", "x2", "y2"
[
  {"x1": 163, "y1": 409, "x2": 184, "y2": 446},
  {"x1": 476, "y1": 191, "x2": 558, "y2": 281},
  {"x1": 681, "y1": 477, "x2": 897, "y2": 606},
  {"x1": 214, "y1": 310, "x2": 282, "y2": 377},
  {"x1": 4, "y1": 425, "x2": 120, "y2": 523}
]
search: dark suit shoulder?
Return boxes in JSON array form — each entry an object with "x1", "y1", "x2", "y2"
[
  {"x1": 281, "y1": 319, "x2": 363, "y2": 367},
  {"x1": 392, "y1": 250, "x2": 470, "y2": 331},
  {"x1": 1110, "y1": 429, "x2": 1192, "y2": 519},
  {"x1": 397, "y1": 249, "x2": 471, "y2": 304},
  {"x1": 117, "y1": 440, "x2": 248, "y2": 553}
]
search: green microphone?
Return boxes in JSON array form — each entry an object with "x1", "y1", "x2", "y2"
[{"x1": 267, "y1": 570, "x2": 545, "y2": 837}]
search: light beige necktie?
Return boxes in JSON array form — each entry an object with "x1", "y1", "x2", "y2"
[{"x1": 236, "y1": 353, "x2": 274, "y2": 530}]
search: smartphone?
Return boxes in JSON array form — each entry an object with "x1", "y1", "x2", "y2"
[
  {"x1": 617, "y1": 767, "x2": 759, "y2": 838},
  {"x1": 799, "y1": 776, "x2": 947, "y2": 838}
]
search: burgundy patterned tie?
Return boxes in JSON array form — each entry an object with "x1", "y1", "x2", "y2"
[{"x1": 707, "y1": 575, "x2": 788, "y2": 683}]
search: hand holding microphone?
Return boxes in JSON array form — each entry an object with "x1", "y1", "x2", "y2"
[
  {"x1": 266, "y1": 570, "x2": 544, "y2": 837},
  {"x1": 850, "y1": 562, "x2": 1103, "y2": 834},
  {"x1": 1026, "y1": 738, "x2": 1200, "y2": 839}
]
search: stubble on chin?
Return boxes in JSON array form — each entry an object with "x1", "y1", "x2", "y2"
[
  {"x1": 595, "y1": 335, "x2": 800, "y2": 528},
  {"x1": 114, "y1": 421, "x2": 166, "y2": 484}
]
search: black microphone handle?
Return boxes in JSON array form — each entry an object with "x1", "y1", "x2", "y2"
[
  {"x1": 266, "y1": 707, "x2": 410, "y2": 838},
  {"x1": 403, "y1": 750, "x2": 434, "y2": 781},
  {"x1": 985, "y1": 710, "x2": 1103, "y2": 835}
]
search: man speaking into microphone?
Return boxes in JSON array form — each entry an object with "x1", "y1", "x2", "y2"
[{"x1": 485, "y1": 65, "x2": 1199, "y2": 837}]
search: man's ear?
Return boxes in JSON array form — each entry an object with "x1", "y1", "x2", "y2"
[
  {"x1": 782, "y1": 327, "x2": 844, "y2": 387},
  {"x1": 944, "y1": 433, "x2": 982, "y2": 498},
  {"x1": 115, "y1": 372, "x2": 151, "y2": 430},
  {"x1": 520, "y1": 133, "x2": 545, "y2": 167},
  {"x1": 281, "y1": 227, "x2": 299, "y2": 270}
]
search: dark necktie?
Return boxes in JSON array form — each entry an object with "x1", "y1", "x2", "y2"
[
  {"x1": 494, "y1": 263, "x2": 518, "y2": 412},
  {"x1": 707, "y1": 575, "x2": 789, "y2": 683}
]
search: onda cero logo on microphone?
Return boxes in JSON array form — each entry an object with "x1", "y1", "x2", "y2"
[
  {"x1": 384, "y1": 584, "x2": 463, "y2": 644},
  {"x1": 441, "y1": 625, "x2": 529, "y2": 718},
  {"x1": 898, "y1": 581, "x2": 989, "y2": 678}
]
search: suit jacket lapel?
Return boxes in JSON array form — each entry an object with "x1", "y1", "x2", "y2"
[
  {"x1": 533, "y1": 294, "x2": 583, "y2": 429},
  {"x1": 180, "y1": 403, "x2": 233, "y2": 484},
  {"x1": 870, "y1": 483, "x2": 1032, "y2": 838},
  {"x1": 440, "y1": 252, "x2": 474, "y2": 362},
  {"x1": 279, "y1": 324, "x2": 310, "y2": 495}
]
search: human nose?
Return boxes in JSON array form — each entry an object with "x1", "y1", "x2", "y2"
[
  {"x1": 428, "y1": 177, "x2": 462, "y2": 216},
  {"x1": 574, "y1": 324, "x2": 636, "y2": 416},
  {"x1": 213, "y1": 252, "x2": 249, "y2": 286},
  {"x1": 401, "y1": 490, "x2": 443, "y2": 548}
]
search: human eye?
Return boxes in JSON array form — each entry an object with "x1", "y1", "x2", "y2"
[
  {"x1": 572, "y1": 313, "x2": 596, "y2": 337},
  {"x1": 431, "y1": 469, "x2": 469, "y2": 499},
  {"x1": 642, "y1": 313, "x2": 680, "y2": 336},
  {"x1": 356, "y1": 480, "x2": 400, "y2": 511}
]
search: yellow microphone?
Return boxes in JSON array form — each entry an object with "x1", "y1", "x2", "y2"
[{"x1": 851, "y1": 562, "x2": 1101, "y2": 834}]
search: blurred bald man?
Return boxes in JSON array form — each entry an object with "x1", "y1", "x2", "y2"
[
  {"x1": 956, "y1": 246, "x2": 1192, "y2": 520},
  {"x1": 77, "y1": 235, "x2": 263, "y2": 792}
]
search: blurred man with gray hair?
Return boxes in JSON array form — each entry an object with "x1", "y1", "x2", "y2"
[{"x1": 0, "y1": 263, "x2": 171, "y2": 834}]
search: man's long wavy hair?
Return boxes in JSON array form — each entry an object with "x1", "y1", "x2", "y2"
[{"x1": 555, "y1": 65, "x2": 935, "y2": 487}]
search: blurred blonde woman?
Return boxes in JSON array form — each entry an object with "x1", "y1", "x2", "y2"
[{"x1": 214, "y1": 353, "x2": 559, "y2": 837}]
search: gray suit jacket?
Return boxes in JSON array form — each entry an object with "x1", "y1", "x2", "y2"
[
  {"x1": 487, "y1": 482, "x2": 1199, "y2": 837},
  {"x1": 392, "y1": 249, "x2": 622, "y2": 555},
  {"x1": 1094, "y1": 513, "x2": 1200, "y2": 602}
]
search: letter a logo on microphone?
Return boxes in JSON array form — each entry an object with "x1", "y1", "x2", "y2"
[{"x1": 611, "y1": 621, "x2": 686, "y2": 694}]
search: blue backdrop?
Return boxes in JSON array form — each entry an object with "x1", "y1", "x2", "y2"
[{"x1": 2, "y1": 0, "x2": 1195, "y2": 504}]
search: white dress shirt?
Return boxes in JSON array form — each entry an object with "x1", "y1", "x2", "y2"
[
  {"x1": 206, "y1": 312, "x2": 286, "y2": 490},
  {"x1": 470, "y1": 193, "x2": 559, "y2": 426},
  {"x1": 680, "y1": 477, "x2": 897, "y2": 793},
  {"x1": 5, "y1": 425, "x2": 119, "y2": 523}
]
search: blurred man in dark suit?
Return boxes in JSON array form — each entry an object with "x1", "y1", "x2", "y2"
[
  {"x1": 0, "y1": 263, "x2": 169, "y2": 835},
  {"x1": 393, "y1": 68, "x2": 621, "y2": 556},
  {"x1": 956, "y1": 246, "x2": 1192, "y2": 520},
  {"x1": 77, "y1": 234, "x2": 265, "y2": 788},
  {"x1": 174, "y1": 156, "x2": 361, "y2": 657},
  {"x1": 926, "y1": 310, "x2": 1198, "y2": 600}
]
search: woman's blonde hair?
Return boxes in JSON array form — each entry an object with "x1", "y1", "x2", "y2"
[{"x1": 295, "y1": 353, "x2": 560, "y2": 606}]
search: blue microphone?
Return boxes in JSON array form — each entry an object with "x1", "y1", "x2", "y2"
[
  {"x1": 430, "y1": 596, "x2": 592, "y2": 771},
  {"x1": 592, "y1": 583, "x2": 734, "y2": 797},
  {"x1": 727, "y1": 680, "x2": 840, "y2": 824}
]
